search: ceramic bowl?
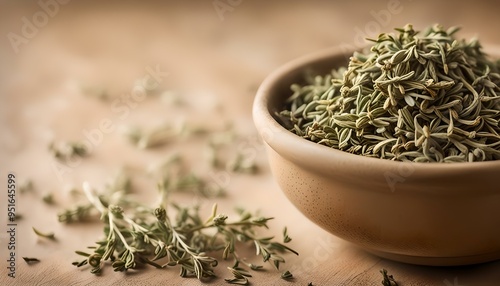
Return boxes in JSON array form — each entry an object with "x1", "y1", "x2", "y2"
[{"x1": 252, "y1": 47, "x2": 500, "y2": 266}]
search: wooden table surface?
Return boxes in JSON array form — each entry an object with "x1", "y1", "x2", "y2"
[{"x1": 1, "y1": 1, "x2": 500, "y2": 285}]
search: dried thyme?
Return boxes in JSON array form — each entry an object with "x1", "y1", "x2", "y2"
[
  {"x1": 22, "y1": 257, "x2": 40, "y2": 264},
  {"x1": 281, "y1": 270, "x2": 294, "y2": 280},
  {"x1": 283, "y1": 227, "x2": 292, "y2": 243},
  {"x1": 32, "y1": 227, "x2": 56, "y2": 240},
  {"x1": 58, "y1": 170, "x2": 131, "y2": 223},
  {"x1": 69, "y1": 182, "x2": 298, "y2": 282},
  {"x1": 19, "y1": 180, "x2": 34, "y2": 194},
  {"x1": 207, "y1": 127, "x2": 259, "y2": 174},
  {"x1": 58, "y1": 204, "x2": 94, "y2": 223},
  {"x1": 278, "y1": 24, "x2": 500, "y2": 162},
  {"x1": 42, "y1": 193, "x2": 55, "y2": 205},
  {"x1": 124, "y1": 124, "x2": 181, "y2": 149},
  {"x1": 56, "y1": 75, "x2": 290, "y2": 283},
  {"x1": 49, "y1": 141, "x2": 89, "y2": 161},
  {"x1": 225, "y1": 260, "x2": 253, "y2": 285},
  {"x1": 380, "y1": 269, "x2": 399, "y2": 286},
  {"x1": 149, "y1": 154, "x2": 226, "y2": 198}
]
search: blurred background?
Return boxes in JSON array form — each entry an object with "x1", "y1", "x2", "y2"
[
  {"x1": 2, "y1": 0, "x2": 500, "y2": 157},
  {"x1": 2, "y1": 0, "x2": 500, "y2": 146},
  {"x1": 1, "y1": 1, "x2": 500, "y2": 285}
]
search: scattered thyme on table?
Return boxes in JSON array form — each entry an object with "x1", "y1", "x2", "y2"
[
  {"x1": 51, "y1": 88, "x2": 294, "y2": 283},
  {"x1": 69, "y1": 182, "x2": 298, "y2": 283},
  {"x1": 42, "y1": 27, "x2": 429, "y2": 282}
]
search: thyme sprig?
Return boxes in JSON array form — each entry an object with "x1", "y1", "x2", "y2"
[
  {"x1": 71, "y1": 182, "x2": 297, "y2": 282},
  {"x1": 58, "y1": 170, "x2": 131, "y2": 223}
]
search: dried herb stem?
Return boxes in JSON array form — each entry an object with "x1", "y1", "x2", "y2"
[
  {"x1": 72, "y1": 182, "x2": 297, "y2": 282},
  {"x1": 32, "y1": 227, "x2": 56, "y2": 240}
]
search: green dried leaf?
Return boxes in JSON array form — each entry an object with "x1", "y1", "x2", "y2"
[{"x1": 32, "y1": 227, "x2": 56, "y2": 240}]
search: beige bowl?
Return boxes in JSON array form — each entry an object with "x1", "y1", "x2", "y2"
[{"x1": 253, "y1": 47, "x2": 500, "y2": 266}]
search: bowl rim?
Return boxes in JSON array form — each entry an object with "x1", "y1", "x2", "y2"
[{"x1": 253, "y1": 46, "x2": 500, "y2": 193}]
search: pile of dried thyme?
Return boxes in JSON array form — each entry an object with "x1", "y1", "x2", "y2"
[{"x1": 278, "y1": 24, "x2": 500, "y2": 162}]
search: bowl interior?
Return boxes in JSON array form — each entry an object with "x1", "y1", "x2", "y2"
[{"x1": 264, "y1": 48, "x2": 350, "y2": 126}]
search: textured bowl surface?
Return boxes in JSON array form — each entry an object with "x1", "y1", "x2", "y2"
[{"x1": 253, "y1": 47, "x2": 500, "y2": 266}]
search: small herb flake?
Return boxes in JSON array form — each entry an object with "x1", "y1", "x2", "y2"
[
  {"x1": 32, "y1": 227, "x2": 56, "y2": 240},
  {"x1": 283, "y1": 227, "x2": 292, "y2": 243},
  {"x1": 42, "y1": 193, "x2": 55, "y2": 205},
  {"x1": 381, "y1": 269, "x2": 399, "y2": 286},
  {"x1": 19, "y1": 180, "x2": 34, "y2": 194},
  {"x1": 49, "y1": 141, "x2": 89, "y2": 161},
  {"x1": 281, "y1": 270, "x2": 293, "y2": 280},
  {"x1": 23, "y1": 257, "x2": 40, "y2": 264}
]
